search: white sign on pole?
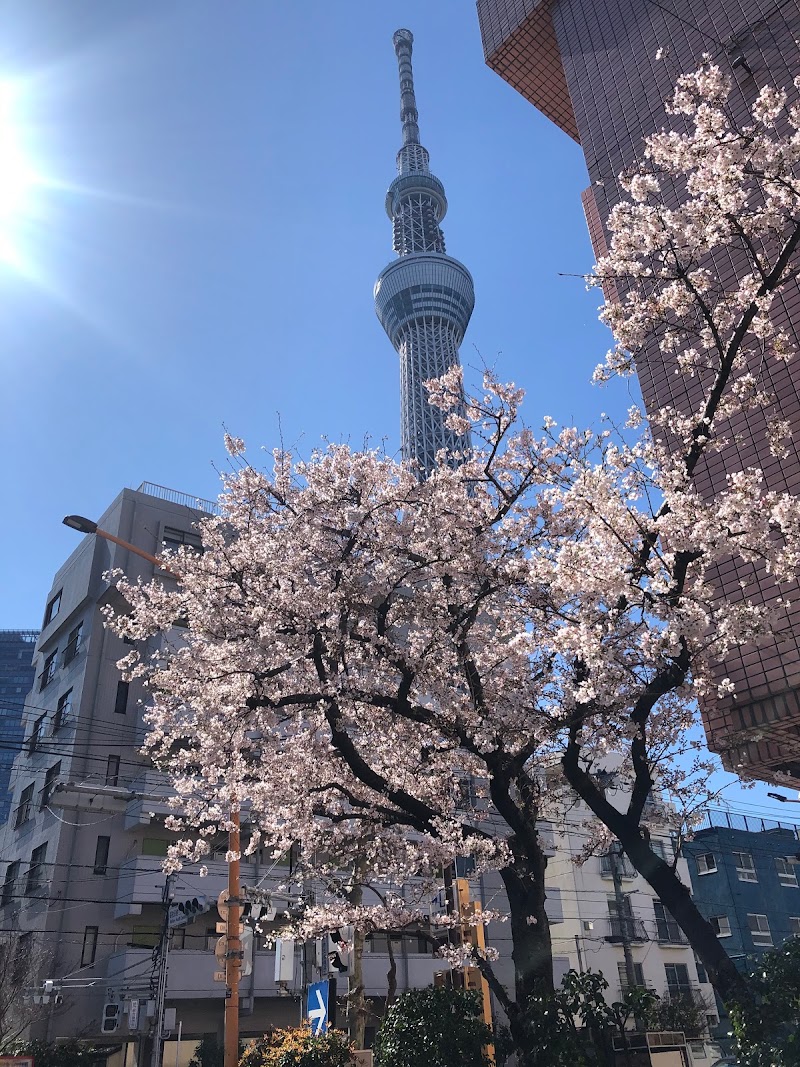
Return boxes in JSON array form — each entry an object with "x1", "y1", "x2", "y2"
[{"x1": 128, "y1": 1000, "x2": 140, "y2": 1030}]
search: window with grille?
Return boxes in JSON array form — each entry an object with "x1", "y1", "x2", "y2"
[
  {"x1": 26, "y1": 843, "x2": 47, "y2": 893},
  {"x1": 600, "y1": 852, "x2": 637, "y2": 878},
  {"x1": 776, "y1": 857, "x2": 798, "y2": 887},
  {"x1": 617, "y1": 960, "x2": 645, "y2": 990},
  {"x1": 695, "y1": 853, "x2": 717, "y2": 875},
  {"x1": 711, "y1": 915, "x2": 731, "y2": 938},
  {"x1": 14, "y1": 784, "x2": 34, "y2": 828},
  {"x1": 747, "y1": 914, "x2": 772, "y2": 947},
  {"x1": 81, "y1": 926, "x2": 98, "y2": 966},
  {"x1": 27, "y1": 715, "x2": 45, "y2": 754},
  {"x1": 38, "y1": 649, "x2": 58, "y2": 691},
  {"x1": 790, "y1": 917, "x2": 800, "y2": 937},
  {"x1": 651, "y1": 839, "x2": 672, "y2": 863},
  {"x1": 62, "y1": 623, "x2": 83, "y2": 666},
  {"x1": 163, "y1": 527, "x2": 203, "y2": 552},
  {"x1": 733, "y1": 852, "x2": 757, "y2": 882},
  {"x1": 53, "y1": 690, "x2": 72, "y2": 733},
  {"x1": 40, "y1": 762, "x2": 61, "y2": 811},
  {"x1": 1, "y1": 862, "x2": 19, "y2": 905}
]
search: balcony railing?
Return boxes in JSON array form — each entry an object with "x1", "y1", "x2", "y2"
[
  {"x1": 664, "y1": 985, "x2": 708, "y2": 1008},
  {"x1": 606, "y1": 917, "x2": 649, "y2": 943},
  {"x1": 37, "y1": 662, "x2": 56, "y2": 691},
  {"x1": 62, "y1": 636, "x2": 82, "y2": 667}
]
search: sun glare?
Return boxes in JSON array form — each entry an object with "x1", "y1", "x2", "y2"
[{"x1": 0, "y1": 81, "x2": 37, "y2": 265}]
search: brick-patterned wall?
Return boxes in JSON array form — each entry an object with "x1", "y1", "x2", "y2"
[
  {"x1": 477, "y1": 0, "x2": 580, "y2": 140},
  {"x1": 479, "y1": 0, "x2": 800, "y2": 782}
]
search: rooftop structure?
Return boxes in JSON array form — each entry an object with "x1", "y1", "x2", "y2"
[{"x1": 374, "y1": 29, "x2": 475, "y2": 476}]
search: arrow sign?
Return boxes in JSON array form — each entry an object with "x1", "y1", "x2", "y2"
[{"x1": 306, "y1": 981, "x2": 328, "y2": 1035}]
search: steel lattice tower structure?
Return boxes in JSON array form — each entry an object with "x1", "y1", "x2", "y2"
[{"x1": 374, "y1": 29, "x2": 475, "y2": 476}]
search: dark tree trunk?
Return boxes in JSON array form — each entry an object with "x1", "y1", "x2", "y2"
[
  {"x1": 499, "y1": 857, "x2": 554, "y2": 1007},
  {"x1": 561, "y1": 754, "x2": 757, "y2": 1015}
]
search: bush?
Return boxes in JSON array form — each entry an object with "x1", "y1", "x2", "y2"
[
  {"x1": 239, "y1": 1026, "x2": 353, "y2": 1067},
  {"x1": 375, "y1": 987, "x2": 493, "y2": 1067},
  {"x1": 10, "y1": 1041, "x2": 106, "y2": 1067}
]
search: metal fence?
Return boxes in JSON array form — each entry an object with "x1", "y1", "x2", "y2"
[{"x1": 135, "y1": 481, "x2": 220, "y2": 516}]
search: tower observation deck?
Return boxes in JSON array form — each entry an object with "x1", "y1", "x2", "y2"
[{"x1": 374, "y1": 29, "x2": 474, "y2": 476}]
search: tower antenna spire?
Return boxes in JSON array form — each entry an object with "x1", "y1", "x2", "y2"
[
  {"x1": 393, "y1": 29, "x2": 420, "y2": 147},
  {"x1": 374, "y1": 30, "x2": 475, "y2": 477}
]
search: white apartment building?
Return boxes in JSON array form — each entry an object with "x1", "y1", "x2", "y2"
[
  {"x1": 546, "y1": 796, "x2": 721, "y2": 1062},
  {"x1": 0, "y1": 484, "x2": 523, "y2": 1063}
]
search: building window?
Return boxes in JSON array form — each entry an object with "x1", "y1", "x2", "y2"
[
  {"x1": 93, "y1": 836, "x2": 110, "y2": 875},
  {"x1": 62, "y1": 623, "x2": 83, "y2": 666},
  {"x1": 747, "y1": 913, "x2": 772, "y2": 947},
  {"x1": 163, "y1": 526, "x2": 203, "y2": 552},
  {"x1": 130, "y1": 926, "x2": 160, "y2": 949},
  {"x1": 81, "y1": 926, "x2": 99, "y2": 966},
  {"x1": 695, "y1": 853, "x2": 717, "y2": 875},
  {"x1": 790, "y1": 917, "x2": 800, "y2": 937},
  {"x1": 1, "y1": 862, "x2": 19, "y2": 905},
  {"x1": 733, "y1": 852, "x2": 757, "y2": 882},
  {"x1": 53, "y1": 690, "x2": 73, "y2": 733},
  {"x1": 142, "y1": 838, "x2": 170, "y2": 857},
  {"x1": 14, "y1": 784, "x2": 34, "y2": 829},
  {"x1": 776, "y1": 857, "x2": 799, "y2": 887},
  {"x1": 27, "y1": 714, "x2": 46, "y2": 754},
  {"x1": 38, "y1": 649, "x2": 58, "y2": 691},
  {"x1": 653, "y1": 902, "x2": 687, "y2": 944},
  {"x1": 617, "y1": 960, "x2": 645, "y2": 991},
  {"x1": 601, "y1": 852, "x2": 638, "y2": 879},
  {"x1": 695, "y1": 955, "x2": 709, "y2": 985},
  {"x1": 25, "y1": 843, "x2": 47, "y2": 893},
  {"x1": 39, "y1": 762, "x2": 61, "y2": 811},
  {"x1": 665, "y1": 962, "x2": 692, "y2": 999},
  {"x1": 114, "y1": 680, "x2": 129, "y2": 715},
  {"x1": 43, "y1": 591, "x2": 62, "y2": 627},
  {"x1": 688, "y1": 1041, "x2": 707, "y2": 1059},
  {"x1": 711, "y1": 915, "x2": 731, "y2": 938},
  {"x1": 105, "y1": 755, "x2": 120, "y2": 787},
  {"x1": 651, "y1": 838, "x2": 673, "y2": 864}
]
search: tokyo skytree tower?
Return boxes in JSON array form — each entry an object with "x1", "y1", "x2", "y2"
[{"x1": 374, "y1": 29, "x2": 475, "y2": 476}]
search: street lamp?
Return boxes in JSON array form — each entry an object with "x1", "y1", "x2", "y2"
[
  {"x1": 62, "y1": 514, "x2": 168, "y2": 571},
  {"x1": 767, "y1": 793, "x2": 800, "y2": 803}
]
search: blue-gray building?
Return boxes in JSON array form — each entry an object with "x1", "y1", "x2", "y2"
[
  {"x1": 0, "y1": 629, "x2": 39, "y2": 824},
  {"x1": 374, "y1": 29, "x2": 474, "y2": 476},
  {"x1": 683, "y1": 810, "x2": 800, "y2": 961}
]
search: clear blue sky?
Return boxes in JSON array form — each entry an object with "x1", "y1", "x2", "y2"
[{"x1": 0, "y1": 2, "x2": 793, "y2": 818}]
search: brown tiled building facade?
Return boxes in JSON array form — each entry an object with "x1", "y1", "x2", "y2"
[{"x1": 477, "y1": 0, "x2": 800, "y2": 783}]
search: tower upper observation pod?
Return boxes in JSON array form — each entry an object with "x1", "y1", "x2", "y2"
[{"x1": 374, "y1": 29, "x2": 475, "y2": 476}]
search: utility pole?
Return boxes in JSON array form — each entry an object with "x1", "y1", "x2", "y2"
[
  {"x1": 150, "y1": 874, "x2": 174, "y2": 1067},
  {"x1": 224, "y1": 809, "x2": 242, "y2": 1067},
  {"x1": 609, "y1": 844, "x2": 637, "y2": 991}
]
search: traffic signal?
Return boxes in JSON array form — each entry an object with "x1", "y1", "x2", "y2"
[
  {"x1": 177, "y1": 895, "x2": 208, "y2": 922},
  {"x1": 327, "y1": 927, "x2": 352, "y2": 975},
  {"x1": 101, "y1": 1002, "x2": 120, "y2": 1033}
]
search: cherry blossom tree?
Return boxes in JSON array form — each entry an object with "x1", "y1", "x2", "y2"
[{"x1": 107, "y1": 64, "x2": 800, "y2": 1045}]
